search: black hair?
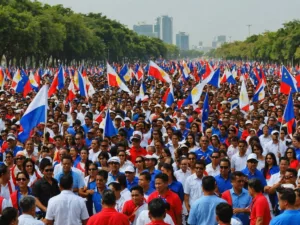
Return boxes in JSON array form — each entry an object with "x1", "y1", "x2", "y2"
[
  {"x1": 97, "y1": 169, "x2": 108, "y2": 180},
  {"x1": 23, "y1": 158, "x2": 36, "y2": 174},
  {"x1": 0, "y1": 164, "x2": 8, "y2": 177},
  {"x1": 216, "y1": 202, "x2": 233, "y2": 223},
  {"x1": 155, "y1": 173, "x2": 168, "y2": 183},
  {"x1": 108, "y1": 182, "x2": 122, "y2": 191},
  {"x1": 140, "y1": 171, "x2": 151, "y2": 181},
  {"x1": 130, "y1": 185, "x2": 144, "y2": 195},
  {"x1": 61, "y1": 154, "x2": 73, "y2": 163},
  {"x1": 278, "y1": 188, "x2": 296, "y2": 205},
  {"x1": 20, "y1": 195, "x2": 36, "y2": 213},
  {"x1": 161, "y1": 163, "x2": 177, "y2": 181},
  {"x1": 39, "y1": 158, "x2": 52, "y2": 171},
  {"x1": 98, "y1": 151, "x2": 110, "y2": 161},
  {"x1": 195, "y1": 159, "x2": 206, "y2": 167},
  {"x1": 284, "y1": 147, "x2": 297, "y2": 160},
  {"x1": 0, "y1": 207, "x2": 18, "y2": 224},
  {"x1": 148, "y1": 198, "x2": 167, "y2": 218},
  {"x1": 59, "y1": 174, "x2": 73, "y2": 190},
  {"x1": 116, "y1": 173, "x2": 127, "y2": 188},
  {"x1": 286, "y1": 168, "x2": 298, "y2": 178},
  {"x1": 16, "y1": 171, "x2": 29, "y2": 180},
  {"x1": 279, "y1": 157, "x2": 290, "y2": 164},
  {"x1": 220, "y1": 158, "x2": 231, "y2": 168},
  {"x1": 102, "y1": 189, "x2": 116, "y2": 206},
  {"x1": 248, "y1": 178, "x2": 263, "y2": 193},
  {"x1": 230, "y1": 171, "x2": 245, "y2": 181},
  {"x1": 202, "y1": 176, "x2": 216, "y2": 192}
]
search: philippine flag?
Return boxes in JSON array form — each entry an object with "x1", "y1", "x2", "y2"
[
  {"x1": 280, "y1": 65, "x2": 298, "y2": 94},
  {"x1": 119, "y1": 64, "x2": 131, "y2": 82},
  {"x1": 239, "y1": 80, "x2": 250, "y2": 113},
  {"x1": 283, "y1": 92, "x2": 295, "y2": 136},
  {"x1": 149, "y1": 61, "x2": 172, "y2": 83},
  {"x1": 221, "y1": 69, "x2": 236, "y2": 85},
  {"x1": 18, "y1": 85, "x2": 48, "y2": 143},
  {"x1": 182, "y1": 81, "x2": 206, "y2": 106},
  {"x1": 252, "y1": 80, "x2": 266, "y2": 103},
  {"x1": 207, "y1": 68, "x2": 221, "y2": 88},
  {"x1": 11, "y1": 69, "x2": 21, "y2": 90},
  {"x1": 165, "y1": 83, "x2": 175, "y2": 107},
  {"x1": 103, "y1": 109, "x2": 118, "y2": 138},
  {"x1": 107, "y1": 63, "x2": 132, "y2": 95},
  {"x1": 78, "y1": 70, "x2": 88, "y2": 97}
]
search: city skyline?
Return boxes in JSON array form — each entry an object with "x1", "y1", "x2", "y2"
[{"x1": 44, "y1": 0, "x2": 300, "y2": 46}]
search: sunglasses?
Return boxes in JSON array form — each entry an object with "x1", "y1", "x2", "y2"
[
  {"x1": 220, "y1": 166, "x2": 229, "y2": 169},
  {"x1": 88, "y1": 168, "x2": 97, "y2": 171},
  {"x1": 109, "y1": 162, "x2": 119, "y2": 165},
  {"x1": 17, "y1": 178, "x2": 27, "y2": 181},
  {"x1": 284, "y1": 175, "x2": 294, "y2": 179},
  {"x1": 212, "y1": 156, "x2": 219, "y2": 159},
  {"x1": 45, "y1": 168, "x2": 54, "y2": 172},
  {"x1": 16, "y1": 157, "x2": 24, "y2": 160},
  {"x1": 135, "y1": 160, "x2": 143, "y2": 163}
]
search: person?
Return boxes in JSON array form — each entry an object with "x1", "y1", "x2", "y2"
[
  {"x1": 23, "y1": 158, "x2": 42, "y2": 187},
  {"x1": 0, "y1": 207, "x2": 18, "y2": 225},
  {"x1": 138, "y1": 171, "x2": 155, "y2": 200},
  {"x1": 91, "y1": 169, "x2": 108, "y2": 214},
  {"x1": 270, "y1": 188, "x2": 300, "y2": 225},
  {"x1": 231, "y1": 140, "x2": 248, "y2": 172},
  {"x1": 148, "y1": 173, "x2": 182, "y2": 225},
  {"x1": 188, "y1": 176, "x2": 226, "y2": 225},
  {"x1": 184, "y1": 160, "x2": 206, "y2": 213},
  {"x1": 45, "y1": 174, "x2": 89, "y2": 225},
  {"x1": 32, "y1": 158, "x2": 60, "y2": 217},
  {"x1": 206, "y1": 151, "x2": 220, "y2": 176},
  {"x1": 222, "y1": 171, "x2": 251, "y2": 225},
  {"x1": 128, "y1": 133, "x2": 147, "y2": 164},
  {"x1": 145, "y1": 198, "x2": 171, "y2": 225},
  {"x1": 107, "y1": 156, "x2": 123, "y2": 184},
  {"x1": 124, "y1": 165, "x2": 139, "y2": 190},
  {"x1": 144, "y1": 155, "x2": 161, "y2": 188},
  {"x1": 194, "y1": 136, "x2": 213, "y2": 165},
  {"x1": 215, "y1": 158, "x2": 232, "y2": 194},
  {"x1": 248, "y1": 178, "x2": 271, "y2": 225},
  {"x1": 18, "y1": 195, "x2": 44, "y2": 225},
  {"x1": 261, "y1": 152, "x2": 279, "y2": 182},
  {"x1": 284, "y1": 147, "x2": 299, "y2": 169},
  {"x1": 116, "y1": 173, "x2": 132, "y2": 202},
  {"x1": 108, "y1": 181, "x2": 127, "y2": 212},
  {"x1": 0, "y1": 164, "x2": 15, "y2": 200},
  {"x1": 215, "y1": 203, "x2": 234, "y2": 225},
  {"x1": 87, "y1": 189, "x2": 129, "y2": 225},
  {"x1": 122, "y1": 185, "x2": 147, "y2": 224}
]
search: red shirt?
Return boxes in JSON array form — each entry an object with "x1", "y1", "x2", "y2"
[
  {"x1": 250, "y1": 193, "x2": 271, "y2": 225},
  {"x1": 122, "y1": 200, "x2": 145, "y2": 223},
  {"x1": 290, "y1": 159, "x2": 299, "y2": 169},
  {"x1": 87, "y1": 208, "x2": 129, "y2": 225},
  {"x1": 129, "y1": 146, "x2": 147, "y2": 164},
  {"x1": 146, "y1": 221, "x2": 171, "y2": 225},
  {"x1": 148, "y1": 190, "x2": 182, "y2": 225}
]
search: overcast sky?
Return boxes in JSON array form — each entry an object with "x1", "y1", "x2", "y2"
[{"x1": 44, "y1": 0, "x2": 300, "y2": 47}]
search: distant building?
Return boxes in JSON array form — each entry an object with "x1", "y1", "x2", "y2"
[
  {"x1": 212, "y1": 35, "x2": 226, "y2": 48},
  {"x1": 176, "y1": 32, "x2": 189, "y2": 50},
  {"x1": 133, "y1": 23, "x2": 157, "y2": 38},
  {"x1": 155, "y1": 16, "x2": 173, "y2": 44}
]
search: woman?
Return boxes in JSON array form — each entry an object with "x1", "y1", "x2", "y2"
[
  {"x1": 185, "y1": 134, "x2": 199, "y2": 152},
  {"x1": 0, "y1": 207, "x2": 18, "y2": 225},
  {"x1": 135, "y1": 156, "x2": 145, "y2": 177},
  {"x1": 154, "y1": 140, "x2": 165, "y2": 157},
  {"x1": 10, "y1": 172, "x2": 33, "y2": 215},
  {"x1": 188, "y1": 152, "x2": 197, "y2": 174},
  {"x1": 83, "y1": 163, "x2": 98, "y2": 216},
  {"x1": 160, "y1": 148, "x2": 173, "y2": 165},
  {"x1": 4, "y1": 151, "x2": 14, "y2": 169},
  {"x1": 65, "y1": 134, "x2": 75, "y2": 149},
  {"x1": 190, "y1": 123, "x2": 201, "y2": 142},
  {"x1": 70, "y1": 146, "x2": 81, "y2": 168},
  {"x1": 23, "y1": 158, "x2": 42, "y2": 187},
  {"x1": 97, "y1": 152, "x2": 110, "y2": 171},
  {"x1": 76, "y1": 148, "x2": 91, "y2": 176},
  {"x1": 262, "y1": 152, "x2": 279, "y2": 184},
  {"x1": 210, "y1": 135, "x2": 220, "y2": 152},
  {"x1": 252, "y1": 143, "x2": 265, "y2": 170},
  {"x1": 161, "y1": 163, "x2": 184, "y2": 202},
  {"x1": 149, "y1": 129, "x2": 163, "y2": 146},
  {"x1": 284, "y1": 147, "x2": 299, "y2": 169},
  {"x1": 118, "y1": 150, "x2": 133, "y2": 173}
]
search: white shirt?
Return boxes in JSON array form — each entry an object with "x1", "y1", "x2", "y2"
[
  {"x1": 0, "y1": 180, "x2": 15, "y2": 200},
  {"x1": 205, "y1": 163, "x2": 220, "y2": 177},
  {"x1": 174, "y1": 169, "x2": 191, "y2": 186},
  {"x1": 227, "y1": 145, "x2": 238, "y2": 159},
  {"x1": 184, "y1": 174, "x2": 204, "y2": 206},
  {"x1": 120, "y1": 188, "x2": 132, "y2": 201},
  {"x1": 115, "y1": 195, "x2": 127, "y2": 212},
  {"x1": 264, "y1": 140, "x2": 286, "y2": 161},
  {"x1": 231, "y1": 153, "x2": 248, "y2": 171},
  {"x1": 136, "y1": 210, "x2": 175, "y2": 225},
  {"x1": 259, "y1": 135, "x2": 272, "y2": 148},
  {"x1": 119, "y1": 161, "x2": 134, "y2": 173},
  {"x1": 268, "y1": 171, "x2": 284, "y2": 186},
  {"x1": 1, "y1": 197, "x2": 12, "y2": 213},
  {"x1": 88, "y1": 149, "x2": 100, "y2": 162},
  {"x1": 18, "y1": 214, "x2": 44, "y2": 225},
  {"x1": 131, "y1": 203, "x2": 148, "y2": 225},
  {"x1": 257, "y1": 159, "x2": 265, "y2": 171},
  {"x1": 45, "y1": 190, "x2": 89, "y2": 225}
]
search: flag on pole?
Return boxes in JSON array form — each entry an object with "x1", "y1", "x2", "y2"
[
  {"x1": 149, "y1": 61, "x2": 172, "y2": 83},
  {"x1": 103, "y1": 110, "x2": 118, "y2": 137},
  {"x1": 283, "y1": 92, "x2": 295, "y2": 136},
  {"x1": 166, "y1": 83, "x2": 175, "y2": 107},
  {"x1": 280, "y1": 65, "x2": 298, "y2": 94},
  {"x1": 107, "y1": 63, "x2": 132, "y2": 94},
  {"x1": 239, "y1": 80, "x2": 250, "y2": 113},
  {"x1": 202, "y1": 92, "x2": 209, "y2": 131}
]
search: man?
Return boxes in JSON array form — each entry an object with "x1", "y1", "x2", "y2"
[
  {"x1": 123, "y1": 117, "x2": 134, "y2": 141},
  {"x1": 0, "y1": 164, "x2": 15, "y2": 200},
  {"x1": 87, "y1": 189, "x2": 129, "y2": 225},
  {"x1": 145, "y1": 198, "x2": 171, "y2": 225},
  {"x1": 108, "y1": 181, "x2": 127, "y2": 212},
  {"x1": 122, "y1": 185, "x2": 147, "y2": 224},
  {"x1": 45, "y1": 174, "x2": 89, "y2": 225},
  {"x1": 18, "y1": 196, "x2": 44, "y2": 225},
  {"x1": 54, "y1": 155, "x2": 85, "y2": 194},
  {"x1": 242, "y1": 153, "x2": 267, "y2": 188},
  {"x1": 194, "y1": 136, "x2": 213, "y2": 165},
  {"x1": 129, "y1": 133, "x2": 147, "y2": 164},
  {"x1": 184, "y1": 160, "x2": 205, "y2": 213},
  {"x1": 85, "y1": 129, "x2": 95, "y2": 148},
  {"x1": 264, "y1": 130, "x2": 286, "y2": 161},
  {"x1": 231, "y1": 140, "x2": 248, "y2": 172},
  {"x1": 124, "y1": 166, "x2": 139, "y2": 190},
  {"x1": 206, "y1": 151, "x2": 220, "y2": 176},
  {"x1": 107, "y1": 156, "x2": 123, "y2": 184},
  {"x1": 139, "y1": 171, "x2": 155, "y2": 200},
  {"x1": 178, "y1": 120, "x2": 189, "y2": 140},
  {"x1": 215, "y1": 158, "x2": 232, "y2": 194},
  {"x1": 22, "y1": 140, "x2": 38, "y2": 162},
  {"x1": 82, "y1": 115, "x2": 93, "y2": 135},
  {"x1": 116, "y1": 173, "x2": 132, "y2": 201},
  {"x1": 32, "y1": 158, "x2": 60, "y2": 216},
  {"x1": 89, "y1": 139, "x2": 101, "y2": 162},
  {"x1": 270, "y1": 188, "x2": 300, "y2": 225},
  {"x1": 148, "y1": 173, "x2": 182, "y2": 225},
  {"x1": 188, "y1": 176, "x2": 226, "y2": 225},
  {"x1": 6, "y1": 134, "x2": 22, "y2": 156},
  {"x1": 144, "y1": 154, "x2": 161, "y2": 188},
  {"x1": 222, "y1": 171, "x2": 251, "y2": 225},
  {"x1": 215, "y1": 203, "x2": 234, "y2": 225},
  {"x1": 248, "y1": 178, "x2": 271, "y2": 225}
]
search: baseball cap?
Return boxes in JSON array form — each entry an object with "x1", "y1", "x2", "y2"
[
  {"x1": 107, "y1": 156, "x2": 120, "y2": 164},
  {"x1": 124, "y1": 117, "x2": 131, "y2": 122},
  {"x1": 247, "y1": 153, "x2": 258, "y2": 162},
  {"x1": 7, "y1": 135, "x2": 16, "y2": 141},
  {"x1": 124, "y1": 165, "x2": 135, "y2": 173},
  {"x1": 271, "y1": 130, "x2": 279, "y2": 135},
  {"x1": 245, "y1": 120, "x2": 252, "y2": 125}
]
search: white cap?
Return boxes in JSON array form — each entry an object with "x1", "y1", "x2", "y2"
[
  {"x1": 247, "y1": 153, "x2": 258, "y2": 162},
  {"x1": 107, "y1": 156, "x2": 120, "y2": 164},
  {"x1": 82, "y1": 104, "x2": 87, "y2": 107},
  {"x1": 179, "y1": 144, "x2": 189, "y2": 149},
  {"x1": 154, "y1": 104, "x2": 162, "y2": 108},
  {"x1": 221, "y1": 100, "x2": 228, "y2": 104},
  {"x1": 115, "y1": 115, "x2": 123, "y2": 120},
  {"x1": 269, "y1": 103, "x2": 275, "y2": 107},
  {"x1": 179, "y1": 119, "x2": 186, "y2": 124},
  {"x1": 245, "y1": 120, "x2": 252, "y2": 125},
  {"x1": 133, "y1": 131, "x2": 142, "y2": 137},
  {"x1": 271, "y1": 130, "x2": 279, "y2": 135},
  {"x1": 124, "y1": 117, "x2": 131, "y2": 122},
  {"x1": 7, "y1": 135, "x2": 16, "y2": 141},
  {"x1": 145, "y1": 154, "x2": 158, "y2": 160},
  {"x1": 157, "y1": 118, "x2": 164, "y2": 123},
  {"x1": 124, "y1": 165, "x2": 135, "y2": 173}
]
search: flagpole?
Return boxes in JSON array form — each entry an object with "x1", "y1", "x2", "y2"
[{"x1": 43, "y1": 84, "x2": 49, "y2": 145}]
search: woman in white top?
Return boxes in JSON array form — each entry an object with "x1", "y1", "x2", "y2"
[
  {"x1": 252, "y1": 143, "x2": 265, "y2": 170},
  {"x1": 118, "y1": 150, "x2": 133, "y2": 173},
  {"x1": 135, "y1": 156, "x2": 145, "y2": 177},
  {"x1": 23, "y1": 158, "x2": 42, "y2": 187},
  {"x1": 186, "y1": 134, "x2": 199, "y2": 152}
]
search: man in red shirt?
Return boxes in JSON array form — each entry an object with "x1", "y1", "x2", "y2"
[
  {"x1": 87, "y1": 189, "x2": 129, "y2": 225},
  {"x1": 147, "y1": 198, "x2": 171, "y2": 225},
  {"x1": 129, "y1": 132, "x2": 147, "y2": 164},
  {"x1": 122, "y1": 185, "x2": 147, "y2": 224},
  {"x1": 148, "y1": 173, "x2": 182, "y2": 225},
  {"x1": 248, "y1": 178, "x2": 271, "y2": 225}
]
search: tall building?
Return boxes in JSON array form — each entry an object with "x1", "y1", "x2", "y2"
[
  {"x1": 212, "y1": 35, "x2": 227, "y2": 48},
  {"x1": 155, "y1": 16, "x2": 173, "y2": 44},
  {"x1": 133, "y1": 23, "x2": 157, "y2": 38},
  {"x1": 176, "y1": 32, "x2": 189, "y2": 50}
]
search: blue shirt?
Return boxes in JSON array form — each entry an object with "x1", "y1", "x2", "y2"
[
  {"x1": 295, "y1": 148, "x2": 300, "y2": 161},
  {"x1": 54, "y1": 171, "x2": 85, "y2": 190},
  {"x1": 261, "y1": 165, "x2": 279, "y2": 177},
  {"x1": 144, "y1": 169, "x2": 161, "y2": 189},
  {"x1": 194, "y1": 148, "x2": 213, "y2": 164},
  {"x1": 218, "y1": 134, "x2": 228, "y2": 144},
  {"x1": 81, "y1": 124, "x2": 92, "y2": 135},
  {"x1": 7, "y1": 146, "x2": 23, "y2": 157},
  {"x1": 241, "y1": 167, "x2": 267, "y2": 187},
  {"x1": 126, "y1": 176, "x2": 139, "y2": 190},
  {"x1": 270, "y1": 209, "x2": 300, "y2": 225},
  {"x1": 123, "y1": 127, "x2": 134, "y2": 140},
  {"x1": 180, "y1": 128, "x2": 190, "y2": 140},
  {"x1": 85, "y1": 138, "x2": 93, "y2": 147},
  {"x1": 230, "y1": 188, "x2": 252, "y2": 225},
  {"x1": 212, "y1": 127, "x2": 220, "y2": 136},
  {"x1": 107, "y1": 171, "x2": 124, "y2": 185},
  {"x1": 144, "y1": 186, "x2": 155, "y2": 196},
  {"x1": 169, "y1": 181, "x2": 184, "y2": 202},
  {"x1": 215, "y1": 174, "x2": 232, "y2": 194},
  {"x1": 188, "y1": 195, "x2": 226, "y2": 225},
  {"x1": 92, "y1": 186, "x2": 108, "y2": 213}
]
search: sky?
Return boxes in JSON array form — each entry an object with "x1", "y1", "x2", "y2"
[{"x1": 43, "y1": 0, "x2": 300, "y2": 47}]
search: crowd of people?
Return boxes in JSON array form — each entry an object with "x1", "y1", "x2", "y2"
[{"x1": 0, "y1": 62, "x2": 300, "y2": 225}]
